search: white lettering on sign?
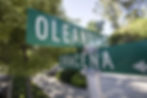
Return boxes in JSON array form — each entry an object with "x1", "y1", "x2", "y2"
[
  {"x1": 102, "y1": 51, "x2": 114, "y2": 69},
  {"x1": 72, "y1": 29, "x2": 79, "y2": 43},
  {"x1": 61, "y1": 57, "x2": 67, "y2": 65},
  {"x1": 81, "y1": 32, "x2": 86, "y2": 44},
  {"x1": 88, "y1": 32, "x2": 93, "y2": 41},
  {"x1": 74, "y1": 54, "x2": 80, "y2": 67},
  {"x1": 133, "y1": 60, "x2": 147, "y2": 73},
  {"x1": 52, "y1": 20, "x2": 60, "y2": 42},
  {"x1": 35, "y1": 16, "x2": 48, "y2": 40},
  {"x1": 87, "y1": 32, "x2": 93, "y2": 43},
  {"x1": 62, "y1": 56, "x2": 75, "y2": 66},
  {"x1": 63, "y1": 24, "x2": 70, "y2": 44},
  {"x1": 81, "y1": 53, "x2": 88, "y2": 68},
  {"x1": 61, "y1": 51, "x2": 116, "y2": 70},
  {"x1": 68, "y1": 57, "x2": 75, "y2": 66},
  {"x1": 89, "y1": 53, "x2": 99, "y2": 69},
  {"x1": 34, "y1": 17, "x2": 94, "y2": 45}
]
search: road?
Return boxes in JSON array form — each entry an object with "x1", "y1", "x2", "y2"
[{"x1": 33, "y1": 73, "x2": 147, "y2": 98}]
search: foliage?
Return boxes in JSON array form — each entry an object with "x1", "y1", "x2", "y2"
[
  {"x1": 87, "y1": 21, "x2": 98, "y2": 32},
  {"x1": 0, "y1": 0, "x2": 76, "y2": 77},
  {"x1": 0, "y1": 0, "x2": 76, "y2": 97},
  {"x1": 57, "y1": 69, "x2": 86, "y2": 88},
  {"x1": 71, "y1": 73, "x2": 86, "y2": 88},
  {"x1": 12, "y1": 77, "x2": 27, "y2": 98},
  {"x1": 12, "y1": 77, "x2": 48, "y2": 98},
  {"x1": 109, "y1": 19, "x2": 147, "y2": 45},
  {"x1": 96, "y1": 0, "x2": 147, "y2": 28},
  {"x1": 87, "y1": 20, "x2": 104, "y2": 33},
  {"x1": 32, "y1": 84, "x2": 48, "y2": 98}
]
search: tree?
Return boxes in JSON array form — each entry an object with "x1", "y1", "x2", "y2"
[
  {"x1": 87, "y1": 21, "x2": 97, "y2": 32},
  {"x1": 94, "y1": 0, "x2": 147, "y2": 29},
  {"x1": 87, "y1": 20, "x2": 104, "y2": 33},
  {"x1": 109, "y1": 19, "x2": 147, "y2": 45},
  {"x1": 0, "y1": 0, "x2": 75, "y2": 98}
]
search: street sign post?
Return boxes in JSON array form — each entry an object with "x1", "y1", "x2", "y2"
[
  {"x1": 85, "y1": 68, "x2": 103, "y2": 98},
  {"x1": 27, "y1": 9, "x2": 100, "y2": 47},
  {"x1": 60, "y1": 40, "x2": 147, "y2": 75}
]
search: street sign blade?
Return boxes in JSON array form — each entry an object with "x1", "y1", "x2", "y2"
[
  {"x1": 27, "y1": 9, "x2": 100, "y2": 47},
  {"x1": 60, "y1": 40, "x2": 147, "y2": 75}
]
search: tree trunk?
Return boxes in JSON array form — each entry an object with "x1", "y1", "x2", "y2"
[
  {"x1": 7, "y1": 78, "x2": 13, "y2": 98},
  {"x1": 26, "y1": 77, "x2": 33, "y2": 98},
  {"x1": 22, "y1": 45, "x2": 33, "y2": 98}
]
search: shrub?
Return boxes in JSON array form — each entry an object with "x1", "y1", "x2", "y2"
[
  {"x1": 71, "y1": 73, "x2": 86, "y2": 88},
  {"x1": 12, "y1": 77, "x2": 48, "y2": 98},
  {"x1": 57, "y1": 69, "x2": 86, "y2": 88}
]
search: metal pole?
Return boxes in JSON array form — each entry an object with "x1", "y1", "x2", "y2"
[
  {"x1": 83, "y1": 46, "x2": 104, "y2": 98},
  {"x1": 85, "y1": 68, "x2": 104, "y2": 98}
]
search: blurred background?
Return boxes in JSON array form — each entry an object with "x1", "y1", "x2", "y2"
[{"x1": 0, "y1": 0, "x2": 147, "y2": 98}]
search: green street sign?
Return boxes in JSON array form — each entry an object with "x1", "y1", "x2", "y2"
[
  {"x1": 27, "y1": 9, "x2": 100, "y2": 47},
  {"x1": 60, "y1": 40, "x2": 147, "y2": 75}
]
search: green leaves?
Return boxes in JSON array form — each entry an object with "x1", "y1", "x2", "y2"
[
  {"x1": 0, "y1": 0, "x2": 74, "y2": 77},
  {"x1": 109, "y1": 19, "x2": 147, "y2": 45},
  {"x1": 99, "y1": 0, "x2": 147, "y2": 29}
]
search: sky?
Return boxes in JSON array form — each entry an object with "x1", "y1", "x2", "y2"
[{"x1": 62, "y1": 0, "x2": 113, "y2": 36}]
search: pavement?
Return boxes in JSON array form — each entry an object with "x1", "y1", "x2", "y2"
[{"x1": 33, "y1": 73, "x2": 147, "y2": 98}]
